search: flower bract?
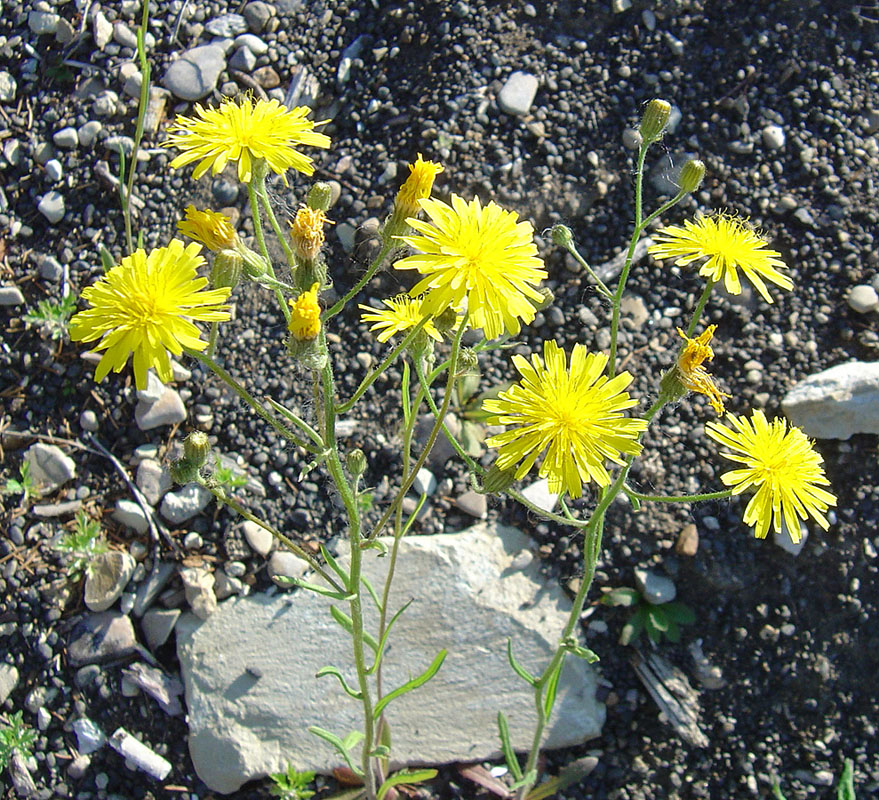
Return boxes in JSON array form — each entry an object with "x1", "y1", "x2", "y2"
[
  {"x1": 649, "y1": 213, "x2": 793, "y2": 303},
  {"x1": 70, "y1": 240, "x2": 230, "y2": 390},
  {"x1": 394, "y1": 194, "x2": 546, "y2": 339},
  {"x1": 163, "y1": 97, "x2": 330, "y2": 184},
  {"x1": 288, "y1": 283, "x2": 321, "y2": 340},
  {"x1": 675, "y1": 325, "x2": 729, "y2": 415},
  {"x1": 483, "y1": 341, "x2": 648, "y2": 498},
  {"x1": 705, "y1": 410, "x2": 837, "y2": 542},
  {"x1": 358, "y1": 295, "x2": 444, "y2": 342},
  {"x1": 177, "y1": 205, "x2": 238, "y2": 251}
]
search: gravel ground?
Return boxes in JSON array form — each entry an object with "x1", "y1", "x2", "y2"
[{"x1": 1, "y1": 0, "x2": 878, "y2": 798}]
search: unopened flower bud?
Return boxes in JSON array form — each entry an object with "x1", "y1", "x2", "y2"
[
  {"x1": 170, "y1": 457, "x2": 200, "y2": 485},
  {"x1": 307, "y1": 182, "x2": 333, "y2": 212},
  {"x1": 458, "y1": 347, "x2": 479, "y2": 374},
  {"x1": 211, "y1": 250, "x2": 244, "y2": 289},
  {"x1": 529, "y1": 286, "x2": 555, "y2": 313},
  {"x1": 346, "y1": 448, "x2": 367, "y2": 480},
  {"x1": 183, "y1": 431, "x2": 212, "y2": 468},
  {"x1": 240, "y1": 248, "x2": 268, "y2": 279},
  {"x1": 433, "y1": 306, "x2": 459, "y2": 334},
  {"x1": 551, "y1": 224, "x2": 574, "y2": 250},
  {"x1": 482, "y1": 463, "x2": 516, "y2": 494},
  {"x1": 640, "y1": 99, "x2": 671, "y2": 143},
  {"x1": 679, "y1": 159, "x2": 706, "y2": 194}
]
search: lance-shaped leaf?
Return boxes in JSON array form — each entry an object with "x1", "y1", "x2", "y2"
[
  {"x1": 373, "y1": 649, "x2": 447, "y2": 719},
  {"x1": 307, "y1": 727, "x2": 364, "y2": 777},
  {"x1": 377, "y1": 769, "x2": 438, "y2": 800},
  {"x1": 506, "y1": 639, "x2": 538, "y2": 686},
  {"x1": 497, "y1": 711, "x2": 523, "y2": 782},
  {"x1": 330, "y1": 606, "x2": 379, "y2": 654},
  {"x1": 315, "y1": 666, "x2": 363, "y2": 700}
]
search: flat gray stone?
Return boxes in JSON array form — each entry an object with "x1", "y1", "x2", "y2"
[
  {"x1": 242, "y1": 520, "x2": 273, "y2": 557},
  {"x1": 134, "y1": 561, "x2": 177, "y2": 617},
  {"x1": 136, "y1": 459, "x2": 172, "y2": 507},
  {"x1": 0, "y1": 664, "x2": 19, "y2": 704},
  {"x1": 67, "y1": 612, "x2": 138, "y2": 666},
  {"x1": 0, "y1": 286, "x2": 25, "y2": 306},
  {"x1": 782, "y1": 361, "x2": 879, "y2": 439},
  {"x1": 112, "y1": 498, "x2": 151, "y2": 534},
  {"x1": 177, "y1": 523, "x2": 604, "y2": 793},
  {"x1": 84, "y1": 551, "x2": 137, "y2": 612},
  {"x1": 135, "y1": 385, "x2": 186, "y2": 430},
  {"x1": 634, "y1": 567, "x2": 676, "y2": 605},
  {"x1": 141, "y1": 608, "x2": 181, "y2": 650},
  {"x1": 160, "y1": 484, "x2": 212, "y2": 525},
  {"x1": 162, "y1": 44, "x2": 227, "y2": 101},
  {"x1": 498, "y1": 71, "x2": 539, "y2": 116},
  {"x1": 24, "y1": 442, "x2": 76, "y2": 493}
]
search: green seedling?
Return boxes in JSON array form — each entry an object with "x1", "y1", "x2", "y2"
[
  {"x1": 212, "y1": 456, "x2": 249, "y2": 491},
  {"x1": 601, "y1": 586, "x2": 696, "y2": 645},
  {"x1": 0, "y1": 712, "x2": 38, "y2": 771},
  {"x1": 54, "y1": 510, "x2": 108, "y2": 581},
  {"x1": 773, "y1": 757, "x2": 855, "y2": 800},
  {"x1": 269, "y1": 765, "x2": 317, "y2": 800},
  {"x1": 4, "y1": 462, "x2": 35, "y2": 505},
  {"x1": 23, "y1": 293, "x2": 77, "y2": 341}
]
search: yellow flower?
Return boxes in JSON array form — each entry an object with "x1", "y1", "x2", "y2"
[
  {"x1": 483, "y1": 341, "x2": 648, "y2": 498},
  {"x1": 162, "y1": 97, "x2": 330, "y2": 184},
  {"x1": 289, "y1": 205, "x2": 331, "y2": 262},
  {"x1": 358, "y1": 295, "x2": 444, "y2": 342},
  {"x1": 394, "y1": 194, "x2": 547, "y2": 339},
  {"x1": 177, "y1": 205, "x2": 239, "y2": 251},
  {"x1": 706, "y1": 410, "x2": 837, "y2": 542},
  {"x1": 69, "y1": 240, "x2": 230, "y2": 390},
  {"x1": 394, "y1": 154, "x2": 444, "y2": 218},
  {"x1": 675, "y1": 325, "x2": 730, "y2": 415},
  {"x1": 649, "y1": 213, "x2": 793, "y2": 303},
  {"x1": 288, "y1": 282, "x2": 321, "y2": 340}
]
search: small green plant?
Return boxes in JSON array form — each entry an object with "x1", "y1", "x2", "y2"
[
  {"x1": 212, "y1": 456, "x2": 249, "y2": 490},
  {"x1": 269, "y1": 765, "x2": 316, "y2": 800},
  {"x1": 54, "y1": 510, "x2": 108, "y2": 581},
  {"x1": 4, "y1": 462, "x2": 35, "y2": 505},
  {"x1": 601, "y1": 586, "x2": 696, "y2": 645},
  {"x1": 23, "y1": 293, "x2": 77, "y2": 341},
  {"x1": 773, "y1": 757, "x2": 855, "y2": 800},
  {"x1": 0, "y1": 712, "x2": 38, "y2": 771}
]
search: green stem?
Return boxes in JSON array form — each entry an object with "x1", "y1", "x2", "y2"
[
  {"x1": 365, "y1": 315, "x2": 468, "y2": 541},
  {"x1": 608, "y1": 143, "x2": 649, "y2": 378},
  {"x1": 207, "y1": 320, "x2": 219, "y2": 359},
  {"x1": 204, "y1": 482, "x2": 344, "y2": 593},
  {"x1": 335, "y1": 317, "x2": 429, "y2": 415},
  {"x1": 318, "y1": 336, "x2": 377, "y2": 800},
  {"x1": 686, "y1": 279, "x2": 715, "y2": 337},
  {"x1": 324, "y1": 239, "x2": 395, "y2": 322},
  {"x1": 561, "y1": 240, "x2": 613, "y2": 298},
  {"x1": 184, "y1": 347, "x2": 320, "y2": 454},
  {"x1": 247, "y1": 178, "x2": 291, "y2": 324},
  {"x1": 254, "y1": 180, "x2": 297, "y2": 270},
  {"x1": 640, "y1": 189, "x2": 687, "y2": 231},
  {"x1": 622, "y1": 486, "x2": 732, "y2": 504}
]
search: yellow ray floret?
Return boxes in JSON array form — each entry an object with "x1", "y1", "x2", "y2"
[
  {"x1": 163, "y1": 97, "x2": 330, "y2": 184},
  {"x1": 394, "y1": 154, "x2": 444, "y2": 218},
  {"x1": 394, "y1": 194, "x2": 546, "y2": 340},
  {"x1": 676, "y1": 325, "x2": 730, "y2": 415},
  {"x1": 705, "y1": 410, "x2": 837, "y2": 542},
  {"x1": 70, "y1": 240, "x2": 230, "y2": 390},
  {"x1": 483, "y1": 341, "x2": 648, "y2": 498},
  {"x1": 177, "y1": 205, "x2": 239, "y2": 251},
  {"x1": 358, "y1": 295, "x2": 444, "y2": 343},
  {"x1": 649, "y1": 213, "x2": 793, "y2": 303}
]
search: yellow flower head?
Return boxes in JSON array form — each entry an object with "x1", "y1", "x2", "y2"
[
  {"x1": 483, "y1": 341, "x2": 648, "y2": 498},
  {"x1": 706, "y1": 410, "x2": 837, "y2": 542},
  {"x1": 69, "y1": 240, "x2": 231, "y2": 390},
  {"x1": 177, "y1": 205, "x2": 239, "y2": 252},
  {"x1": 358, "y1": 295, "x2": 444, "y2": 343},
  {"x1": 288, "y1": 282, "x2": 321, "y2": 340},
  {"x1": 162, "y1": 97, "x2": 331, "y2": 185},
  {"x1": 649, "y1": 213, "x2": 793, "y2": 303},
  {"x1": 675, "y1": 325, "x2": 730, "y2": 415},
  {"x1": 394, "y1": 154, "x2": 444, "y2": 218},
  {"x1": 289, "y1": 205, "x2": 331, "y2": 262},
  {"x1": 394, "y1": 194, "x2": 547, "y2": 340}
]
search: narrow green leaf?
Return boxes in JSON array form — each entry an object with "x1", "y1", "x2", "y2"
[
  {"x1": 320, "y1": 544, "x2": 350, "y2": 585},
  {"x1": 565, "y1": 643, "x2": 600, "y2": 663},
  {"x1": 341, "y1": 730, "x2": 365, "y2": 751},
  {"x1": 373, "y1": 649, "x2": 447, "y2": 719},
  {"x1": 837, "y1": 758, "x2": 855, "y2": 800},
  {"x1": 277, "y1": 577, "x2": 354, "y2": 601},
  {"x1": 377, "y1": 769, "x2": 438, "y2": 800},
  {"x1": 662, "y1": 601, "x2": 696, "y2": 625},
  {"x1": 771, "y1": 779, "x2": 788, "y2": 800},
  {"x1": 401, "y1": 362, "x2": 411, "y2": 423},
  {"x1": 506, "y1": 639, "x2": 538, "y2": 686},
  {"x1": 99, "y1": 246, "x2": 116, "y2": 272},
  {"x1": 307, "y1": 727, "x2": 363, "y2": 776},
  {"x1": 360, "y1": 575, "x2": 381, "y2": 611},
  {"x1": 542, "y1": 660, "x2": 563, "y2": 718},
  {"x1": 330, "y1": 606, "x2": 379, "y2": 653},
  {"x1": 601, "y1": 587, "x2": 641, "y2": 607},
  {"x1": 525, "y1": 757, "x2": 598, "y2": 800},
  {"x1": 368, "y1": 599, "x2": 413, "y2": 675},
  {"x1": 401, "y1": 492, "x2": 427, "y2": 536},
  {"x1": 315, "y1": 666, "x2": 363, "y2": 700},
  {"x1": 135, "y1": 229, "x2": 144, "y2": 251},
  {"x1": 361, "y1": 538, "x2": 389, "y2": 556},
  {"x1": 620, "y1": 608, "x2": 645, "y2": 646},
  {"x1": 368, "y1": 745, "x2": 390, "y2": 759},
  {"x1": 497, "y1": 711, "x2": 523, "y2": 782}
]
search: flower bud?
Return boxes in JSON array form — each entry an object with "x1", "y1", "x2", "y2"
[
  {"x1": 433, "y1": 306, "x2": 459, "y2": 334},
  {"x1": 346, "y1": 448, "x2": 367, "y2": 480},
  {"x1": 183, "y1": 431, "x2": 212, "y2": 469},
  {"x1": 307, "y1": 182, "x2": 333, "y2": 212},
  {"x1": 639, "y1": 99, "x2": 671, "y2": 143},
  {"x1": 482, "y1": 464, "x2": 516, "y2": 494},
  {"x1": 551, "y1": 224, "x2": 574, "y2": 250},
  {"x1": 457, "y1": 347, "x2": 479, "y2": 375},
  {"x1": 529, "y1": 286, "x2": 555, "y2": 313},
  {"x1": 211, "y1": 250, "x2": 244, "y2": 289},
  {"x1": 170, "y1": 457, "x2": 200, "y2": 485},
  {"x1": 679, "y1": 159, "x2": 706, "y2": 194},
  {"x1": 240, "y1": 247, "x2": 268, "y2": 279},
  {"x1": 289, "y1": 206, "x2": 330, "y2": 264}
]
